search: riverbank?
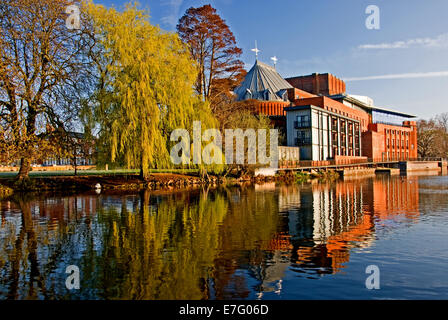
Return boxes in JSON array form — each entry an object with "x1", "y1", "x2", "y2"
[
  {"x1": 0, "y1": 173, "x2": 205, "y2": 192},
  {"x1": 0, "y1": 172, "x2": 275, "y2": 193},
  {"x1": 1, "y1": 172, "x2": 446, "y2": 300},
  {"x1": 0, "y1": 169, "x2": 339, "y2": 194}
]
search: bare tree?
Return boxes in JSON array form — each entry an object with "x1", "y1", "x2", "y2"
[
  {"x1": 418, "y1": 120, "x2": 438, "y2": 158},
  {"x1": 436, "y1": 112, "x2": 448, "y2": 133},
  {"x1": 435, "y1": 112, "x2": 448, "y2": 157},
  {"x1": 418, "y1": 115, "x2": 448, "y2": 158},
  {"x1": 0, "y1": 0, "x2": 94, "y2": 180}
]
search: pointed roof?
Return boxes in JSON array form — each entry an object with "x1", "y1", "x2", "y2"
[{"x1": 234, "y1": 60, "x2": 293, "y2": 102}]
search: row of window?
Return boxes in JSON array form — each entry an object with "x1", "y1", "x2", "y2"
[
  {"x1": 325, "y1": 106, "x2": 366, "y2": 128},
  {"x1": 382, "y1": 152, "x2": 410, "y2": 160},
  {"x1": 386, "y1": 129, "x2": 410, "y2": 136},
  {"x1": 298, "y1": 115, "x2": 360, "y2": 132},
  {"x1": 386, "y1": 139, "x2": 410, "y2": 149},
  {"x1": 43, "y1": 158, "x2": 93, "y2": 166}
]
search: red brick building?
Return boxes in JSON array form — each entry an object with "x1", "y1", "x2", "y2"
[
  {"x1": 286, "y1": 73, "x2": 346, "y2": 97},
  {"x1": 363, "y1": 121, "x2": 417, "y2": 161},
  {"x1": 235, "y1": 62, "x2": 418, "y2": 162},
  {"x1": 285, "y1": 73, "x2": 417, "y2": 161}
]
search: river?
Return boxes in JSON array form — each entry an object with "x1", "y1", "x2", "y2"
[{"x1": 1, "y1": 173, "x2": 447, "y2": 299}]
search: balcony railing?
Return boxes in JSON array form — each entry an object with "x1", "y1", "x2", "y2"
[
  {"x1": 295, "y1": 138, "x2": 312, "y2": 146},
  {"x1": 294, "y1": 121, "x2": 311, "y2": 129}
]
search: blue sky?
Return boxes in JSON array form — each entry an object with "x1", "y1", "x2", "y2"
[{"x1": 94, "y1": 0, "x2": 448, "y2": 119}]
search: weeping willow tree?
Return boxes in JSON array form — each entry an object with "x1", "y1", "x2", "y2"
[
  {"x1": 74, "y1": 190, "x2": 228, "y2": 299},
  {"x1": 85, "y1": 2, "x2": 216, "y2": 179}
]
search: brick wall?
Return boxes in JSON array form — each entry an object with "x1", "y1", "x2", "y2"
[
  {"x1": 286, "y1": 73, "x2": 346, "y2": 96},
  {"x1": 292, "y1": 96, "x2": 371, "y2": 131},
  {"x1": 365, "y1": 122, "x2": 418, "y2": 161},
  {"x1": 251, "y1": 100, "x2": 291, "y2": 116},
  {"x1": 287, "y1": 88, "x2": 316, "y2": 101},
  {"x1": 361, "y1": 130, "x2": 383, "y2": 159}
]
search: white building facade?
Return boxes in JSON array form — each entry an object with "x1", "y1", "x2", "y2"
[{"x1": 286, "y1": 105, "x2": 362, "y2": 161}]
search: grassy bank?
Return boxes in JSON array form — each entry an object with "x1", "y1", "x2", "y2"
[
  {"x1": 0, "y1": 168, "x2": 199, "y2": 178},
  {"x1": 0, "y1": 168, "x2": 341, "y2": 193},
  {"x1": 0, "y1": 172, "x2": 208, "y2": 192}
]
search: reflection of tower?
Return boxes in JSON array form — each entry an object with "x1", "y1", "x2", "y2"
[
  {"x1": 286, "y1": 176, "x2": 421, "y2": 276},
  {"x1": 278, "y1": 185, "x2": 301, "y2": 212},
  {"x1": 249, "y1": 249, "x2": 290, "y2": 296},
  {"x1": 372, "y1": 175, "x2": 420, "y2": 220},
  {"x1": 311, "y1": 186, "x2": 332, "y2": 243},
  {"x1": 289, "y1": 180, "x2": 376, "y2": 275},
  {"x1": 33, "y1": 195, "x2": 98, "y2": 230}
]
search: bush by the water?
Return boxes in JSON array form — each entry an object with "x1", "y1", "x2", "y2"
[
  {"x1": 295, "y1": 172, "x2": 311, "y2": 183},
  {"x1": 275, "y1": 170, "x2": 339, "y2": 183},
  {"x1": 310, "y1": 170, "x2": 340, "y2": 180},
  {"x1": 0, "y1": 185, "x2": 13, "y2": 199}
]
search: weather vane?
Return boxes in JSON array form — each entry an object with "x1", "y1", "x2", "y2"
[
  {"x1": 271, "y1": 56, "x2": 278, "y2": 68},
  {"x1": 251, "y1": 41, "x2": 260, "y2": 60}
]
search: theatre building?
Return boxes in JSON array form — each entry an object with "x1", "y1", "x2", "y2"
[{"x1": 234, "y1": 60, "x2": 418, "y2": 163}]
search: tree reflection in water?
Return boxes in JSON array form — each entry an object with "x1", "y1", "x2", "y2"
[{"x1": 0, "y1": 176, "x2": 421, "y2": 299}]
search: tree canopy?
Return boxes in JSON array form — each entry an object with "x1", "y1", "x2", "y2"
[
  {"x1": 417, "y1": 113, "x2": 448, "y2": 158},
  {"x1": 85, "y1": 2, "x2": 218, "y2": 179},
  {"x1": 0, "y1": 0, "x2": 94, "y2": 179},
  {"x1": 177, "y1": 5, "x2": 245, "y2": 107}
]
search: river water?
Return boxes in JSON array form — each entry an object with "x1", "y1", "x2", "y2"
[{"x1": 0, "y1": 173, "x2": 447, "y2": 300}]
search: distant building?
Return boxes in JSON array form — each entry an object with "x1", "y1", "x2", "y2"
[
  {"x1": 42, "y1": 132, "x2": 95, "y2": 167},
  {"x1": 234, "y1": 62, "x2": 418, "y2": 163},
  {"x1": 234, "y1": 60, "x2": 293, "y2": 102},
  {"x1": 233, "y1": 60, "x2": 293, "y2": 137}
]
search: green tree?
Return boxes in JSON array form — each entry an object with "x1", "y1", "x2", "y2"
[
  {"x1": 85, "y1": 2, "x2": 216, "y2": 179},
  {"x1": 223, "y1": 107, "x2": 274, "y2": 177}
]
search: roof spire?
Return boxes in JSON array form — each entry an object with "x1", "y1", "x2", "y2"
[
  {"x1": 270, "y1": 56, "x2": 278, "y2": 68},
  {"x1": 251, "y1": 40, "x2": 260, "y2": 61}
]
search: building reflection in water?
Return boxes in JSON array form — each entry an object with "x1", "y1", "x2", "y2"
[
  {"x1": 252, "y1": 175, "x2": 420, "y2": 295},
  {"x1": 0, "y1": 176, "x2": 420, "y2": 299}
]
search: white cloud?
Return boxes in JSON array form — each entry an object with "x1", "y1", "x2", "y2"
[
  {"x1": 358, "y1": 33, "x2": 448, "y2": 50},
  {"x1": 344, "y1": 71, "x2": 448, "y2": 81},
  {"x1": 161, "y1": 0, "x2": 184, "y2": 29}
]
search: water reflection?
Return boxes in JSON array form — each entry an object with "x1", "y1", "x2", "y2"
[{"x1": 0, "y1": 175, "x2": 425, "y2": 299}]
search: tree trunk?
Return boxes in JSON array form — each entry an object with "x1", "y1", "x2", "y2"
[
  {"x1": 17, "y1": 199, "x2": 47, "y2": 297},
  {"x1": 73, "y1": 156, "x2": 78, "y2": 176},
  {"x1": 139, "y1": 167, "x2": 149, "y2": 181},
  {"x1": 17, "y1": 157, "x2": 31, "y2": 180}
]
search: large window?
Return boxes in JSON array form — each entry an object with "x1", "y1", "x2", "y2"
[
  {"x1": 296, "y1": 130, "x2": 312, "y2": 146},
  {"x1": 295, "y1": 115, "x2": 311, "y2": 128},
  {"x1": 332, "y1": 117, "x2": 338, "y2": 128}
]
